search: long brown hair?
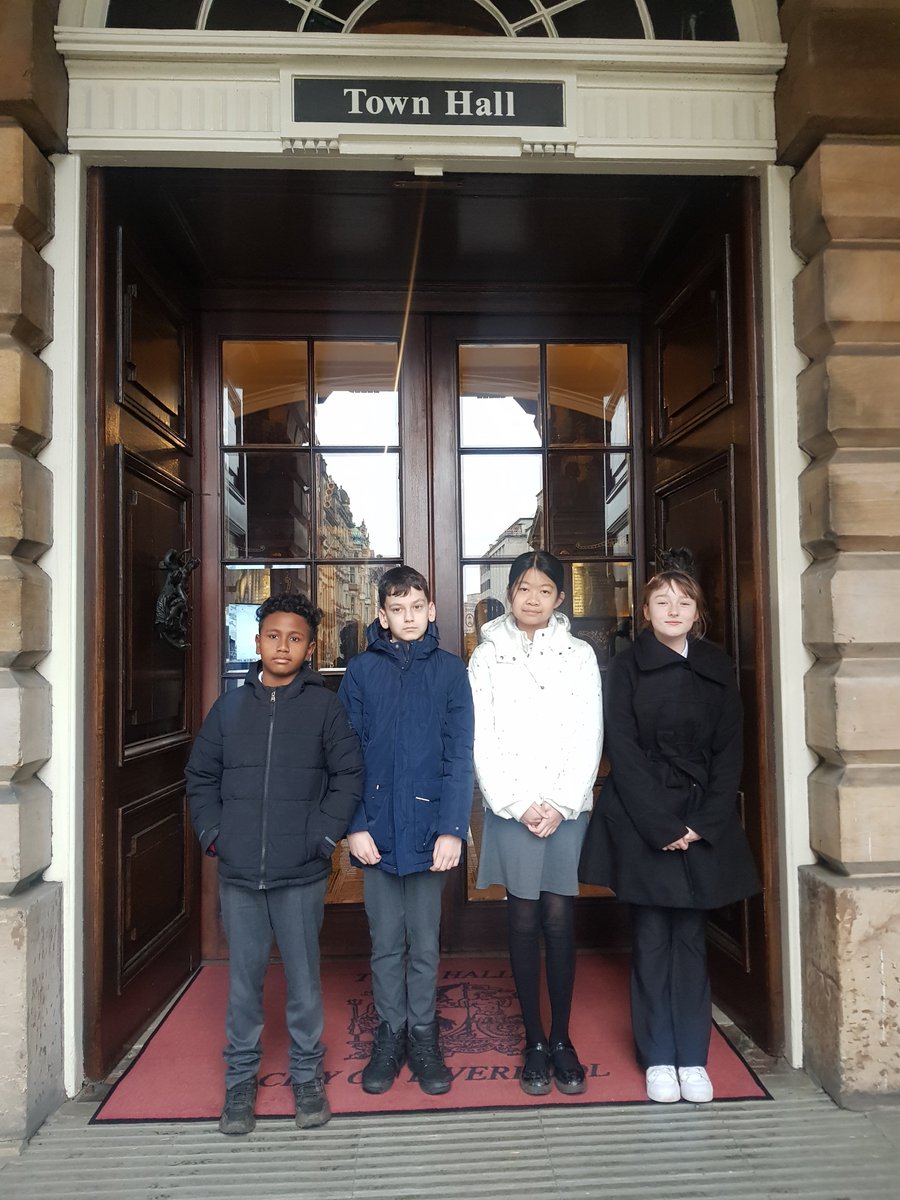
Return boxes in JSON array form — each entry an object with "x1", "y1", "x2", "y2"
[{"x1": 640, "y1": 569, "x2": 708, "y2": 640}]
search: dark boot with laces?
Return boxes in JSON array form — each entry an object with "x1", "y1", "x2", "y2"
[
  {"x1": 218, "y1": 1077, "x2": 258, "y2": 1135},
  {"x1": 407, "y1": 1021, "x2": 452, "y2": 1095},
  {"x1": 361, "y1": 1021, "x2": 407, "y2": 1094},
  {"x1": 292, "y1": 1076, "x2": 331, "y2": 1129}
]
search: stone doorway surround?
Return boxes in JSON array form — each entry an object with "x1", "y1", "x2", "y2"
[
  {"x1": 776, "y1": 0, "x2": 900, "y2": 1109},
  {"x1": 1, "y1": 0, "x2": 897, "y2": 1149}
]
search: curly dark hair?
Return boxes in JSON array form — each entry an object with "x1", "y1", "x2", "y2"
[{"x1": 256, "y1": 592, "x2": 323, "y2": 635}]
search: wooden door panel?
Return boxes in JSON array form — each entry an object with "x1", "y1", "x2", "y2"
[
  {"x1": 655, "y1": 453, "x2": 737, "y2": 660},
  {"x1": 655, "y1": 451, "x2": 755, "y2": 980},
  {"x1": 653, "y1": 243, "x2": 732, "y2": 446},
  {"x1": 85, "y1": 171, "x2": 200, "y2": 1080},
  {"x1": 118, "y1": 783, "x2": 192, "y2": 985},
  {"x1": 119, "y1": 452, "x2": 192, "y2": 753},
  {"x1": 644, "y1": 180, "x2": 780, "y2": 1054}
]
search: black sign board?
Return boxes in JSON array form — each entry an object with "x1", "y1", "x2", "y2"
[{"x1": 293, "y1": 78, "x2": 565, "y2": 127}]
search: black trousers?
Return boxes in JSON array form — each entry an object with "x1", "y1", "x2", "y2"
[{"x1": 629, "y1": 904, "x2": 711, "y2": 1070}]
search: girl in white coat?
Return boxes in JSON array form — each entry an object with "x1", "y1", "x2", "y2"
[{"x1": 469, "y1": 551, "x2": 603, "y2": 1095}]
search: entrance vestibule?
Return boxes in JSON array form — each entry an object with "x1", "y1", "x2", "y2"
[{"x1": 84, "y1": 166, "x2": 779, "y2": 1081}]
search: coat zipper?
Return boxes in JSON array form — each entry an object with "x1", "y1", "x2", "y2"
[{"x1": 258, "y1": 688, "x2": 276, "y2": 888}]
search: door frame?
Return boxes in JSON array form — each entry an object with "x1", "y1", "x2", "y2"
[{"x1": 44, "y1": 155, "x2": 807, "y2": 1098}]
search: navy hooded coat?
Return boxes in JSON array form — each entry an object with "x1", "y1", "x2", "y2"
[{"x1": 337, "y1": 620, "x2": 475, "y2": 877}]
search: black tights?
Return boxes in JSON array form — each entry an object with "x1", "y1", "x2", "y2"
[{"x1": 506, "y1": 891, "x2": 576, "y2": 1047}]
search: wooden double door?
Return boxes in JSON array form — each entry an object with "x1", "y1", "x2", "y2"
[{"x1": 85, "y1": 172, "x2": 779, "y2": 1081}]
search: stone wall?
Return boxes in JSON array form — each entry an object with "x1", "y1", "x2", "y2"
[
  {"x1": 778, "y1": 0, "x2": 900, "y2": 1108},
  {"x1": 0, "y1": 0, "x2": 65, "y2": 1146}
]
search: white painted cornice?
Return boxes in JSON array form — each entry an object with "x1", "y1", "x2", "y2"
[
  {"x1": 55, "y1": 28, "x2": 786, "y2": 169},
  {"x1": 56, "y1": 29, "x2": 785, "y2": 73}
]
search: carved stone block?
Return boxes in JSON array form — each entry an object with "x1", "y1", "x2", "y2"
[
  {"x1": 0, "y1": 123, "x2": 53, "y2": 249},
  {"x1": 800, "y1": 451, "x2": 900, "y2": 556},
  {"x1": 0, "y1": 342, "x2": 51, "y2": 455},
  {"x1": 809, "y1": 762, "x2": 900, "y2": 872},
  {"x1": 0, "y1": 777, "x2": 51, "y2": 894},
  {"x1": 0, "y1": 447, "x2": 52, "y2": 560},
  {"x1": 802, "y1": 553, "x2": 900, "y2": 657},
  {"x1": 798, "y1": 353, "x2": 900, "y2": 455},
  {"x1": 0, "y1": 669, "x2": 50, "y2": 784},
  {"x1": 0, "y1": 558, "x2": 50, "y2": 668},
  {"x1": 800, "y1": 864, "x2": 900, "y2": 1108}
]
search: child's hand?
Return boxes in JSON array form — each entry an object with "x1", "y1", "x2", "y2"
[
  {"x1": 431, "y1": 834, "x2": 462, "y2": 871},
  {"x1": 347, "y1": 831, "x2": 381, "y2": 865},
  {"x1": 530, "y1": 803, "x2": 564, "y2": 839},
  {"x1": 519, "y1": 803, "x2": 545, "y2": 830}
]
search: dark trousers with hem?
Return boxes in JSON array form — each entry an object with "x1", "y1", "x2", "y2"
[
  {"x1": 219, "y1": 875, "x2": 327, "y2": 1089},
  {"x1": 363, "y1": 867, "x2": 446, "y2": 1032},
  {"x1": 630, "y1": 904, "x2": 711, "y2": 1070}
]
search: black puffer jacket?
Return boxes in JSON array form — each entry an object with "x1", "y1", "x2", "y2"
[{"x1": 186, "y1": 664, "x2": 363, "y2": 890}]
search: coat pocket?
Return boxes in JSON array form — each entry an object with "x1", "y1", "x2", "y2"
[
  {"x1": 413, "y1": 781, "x2": 441, "y2": 853},
  {"x1": 365, "y1": 782, "x2": 393, "y2": 853}
]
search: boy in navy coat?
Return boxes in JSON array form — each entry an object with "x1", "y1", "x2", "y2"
[
  {"x1": 187, "y1": 593, "x2": 362, "y2": 1135},
  {"x1": 338, "y1": 566, "x2": 474, "y2": 1094}
]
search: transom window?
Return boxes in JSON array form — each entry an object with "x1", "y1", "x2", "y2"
[{"x1": 104, "y1": 0, "x2": 740, "y2": 40}]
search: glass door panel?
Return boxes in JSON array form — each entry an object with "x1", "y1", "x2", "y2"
[
  {"x1": 431, "y1": 322, "x2": 637, "y2": 937},
  {"x1": 218, "y1": 331, "x2": 407, "y2": 921}
]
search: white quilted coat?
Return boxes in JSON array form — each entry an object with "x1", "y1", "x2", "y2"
[{"x1": 468, "y1": 611, "x2": 603, "y2": 822}]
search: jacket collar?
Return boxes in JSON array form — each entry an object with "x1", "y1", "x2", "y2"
[
  {"x1": 364, "y1": 617, "x2": 440, "y2": 661},
  {"x1": 243, "y1": 661, "x2": 324, "y2": 698},
  {"x1": 478, "y1": 610, "x2": 574, "y2": 662},
  {"x1": 631, "y1": 627, "x2": 734, "y2": 685}
]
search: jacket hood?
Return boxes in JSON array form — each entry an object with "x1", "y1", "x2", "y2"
[
  {"x1": 477, "y1": 610, "x2": 574, "y2": 661},
  {"x1": 631, "y1": 627, "x2": 734, "y2": 685},
  {"x1": 242, "y1": 660, "x2": 326, "y2": 698}
]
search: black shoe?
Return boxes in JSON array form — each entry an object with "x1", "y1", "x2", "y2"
[
  {"x1": 361, "y1": 1021, "x2": 407, "y2": 1094},
  {"x1": 292, "y1": 1077, "x2": 332, "y2": 1129},
  {"x1": 218, "y1": 1077, "x2": 258, "y2": 1135},
  {"x1": 407, "y1": 1022, "x2": 452, "y2": 1095},
  {"x1": 520, "y1": 1043, "x2": 552, "y2": 1096},
  {"x1": 551, "y1": 1042, "x2": 586, "y2": 1095}
]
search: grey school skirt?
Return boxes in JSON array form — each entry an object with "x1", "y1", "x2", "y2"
[{"x1": 475, "y1": 808, "x2": 590, "y2": 900}]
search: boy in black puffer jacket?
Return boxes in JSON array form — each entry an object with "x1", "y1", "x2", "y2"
[{"x1": 187, "y1": 593, "x2": 362, "y2": 1136}]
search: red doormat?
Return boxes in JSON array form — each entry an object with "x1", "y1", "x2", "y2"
[{"x1": 91, "y1": 956, "x2": 769, "y2": 1122}]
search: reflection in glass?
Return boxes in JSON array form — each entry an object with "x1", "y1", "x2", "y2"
[
  {"x1": 222, "y1": 341, "x2": 309, "y2": 446},
  {"x1": 316, "y1": 452, "x2": 400, "y2": 560},
  {"x1": 224, "y1": 452, "x2": 311, "y2": 559},
  {"x1": 461, "y1": 454, "x2": 541, "y2": 557},
  {"x1": 547, "y1": 452, "x2": 631, "y2": 558},
  {"x1": 316, "y1": 563, "x2": 390, "y2": 668},
  {"x1": 223, "y1": 565, "x2": 311, "y2": 674},
  {"x1": 314, "y1": 342, "x2": 399, "y2": 446},
  {"x1": 459, "y1": 344, "x2": 540, "y2": 448},
  {"x1": 566, "y1": 562, "x2": 633, "y2": 670},
  {"x1": 461, "y1": 563, "x2": 508, "y2": 663},
  {"x1": 548, "y1": 343, "x2": 629, "y2": 446}
]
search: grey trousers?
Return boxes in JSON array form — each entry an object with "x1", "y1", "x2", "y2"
[
  {"x1": 218, "y1": 876, "x2": 328, "y2": 1088},
  {"x1": 363, "y1": 867, "x2": 446, "y2": 1032}
]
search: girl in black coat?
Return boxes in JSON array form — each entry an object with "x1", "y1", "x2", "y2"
[{"x1": 582, "y1": 569, "x2": 760, "y2": 1104}]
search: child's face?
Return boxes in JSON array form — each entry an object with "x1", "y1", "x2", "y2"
[
  {"x1": 643, "y1": 582, "x2": 697, "y2": 650},
  {"x1": 378, "y1": 587, "x2": 435, "y2": 642},
  {"x1": 509, "y1": 567, "x2": 564, "y2": 637},
  {"x1": 255, "y1": 612, "x2": 315, "y2": 686}
]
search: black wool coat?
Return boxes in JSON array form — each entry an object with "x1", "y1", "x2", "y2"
[
  {"x1": 579, "y1": 629, "x2": 761, "y2": 909},
  {"x1": 186, "y1": 664, "x2": 363, "y2": 890}
]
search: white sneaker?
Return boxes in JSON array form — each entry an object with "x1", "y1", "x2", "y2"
[
  {"x1": 645, "y1": 1064, "x2": 680, "y2": 1103},
  {"x1": 678, "y1": 1066, "x2": 713, "y2": 1103}
]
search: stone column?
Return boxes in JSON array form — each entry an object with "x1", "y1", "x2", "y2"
[
  {"x1": 0, "y1": 0, "x2": 66, "y2": 1145},
  {"x1": 791, "y1": 138, "x2": 900, "y2": 1108},
  {"x1": 777, "y1": 0, "x2": 900, "y2": 1110}
]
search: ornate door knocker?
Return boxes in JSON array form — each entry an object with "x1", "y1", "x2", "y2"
[{"x1": 155, "y1": 548, "x2": 200, "y2": 649}]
